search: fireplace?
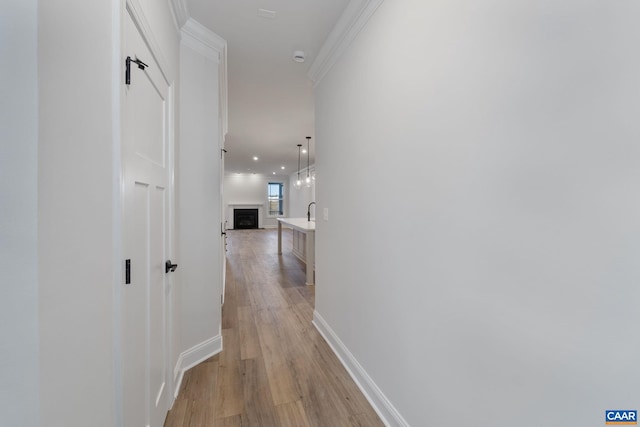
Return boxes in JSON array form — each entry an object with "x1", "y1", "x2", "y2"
[{"x1": 234, "y1": 209, "x2": 259, "y2": 229}]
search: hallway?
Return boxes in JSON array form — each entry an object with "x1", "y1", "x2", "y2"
[{"x1": 164, "y1": 229, "x2": 384, "y2": 426}]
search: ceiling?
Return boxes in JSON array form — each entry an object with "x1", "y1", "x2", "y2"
[{"x1": 186, "y1": 0, "x2": 350, "y2": 176}]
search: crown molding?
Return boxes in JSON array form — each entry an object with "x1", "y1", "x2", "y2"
[
  {"x1": 169, "y1": 0, "x2": 189, "y2": 33},
  {"x1": 181, "y1": 18, "x2": 226, "y2": 62},
  {"x1": 308, "y1": 0, "x2": 385, "y2": 86}
]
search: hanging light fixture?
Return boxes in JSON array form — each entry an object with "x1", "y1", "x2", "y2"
[
  {"x1": 304, "y1": 136, "x2": 312, "y2": 187},
  {"x1": 294, "y1": 144, "x2": 303, "y2": 189}
]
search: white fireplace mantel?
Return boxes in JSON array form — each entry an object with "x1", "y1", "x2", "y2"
[{"x1": 228, "y1": 203, "x2": 264, "y2": 229}]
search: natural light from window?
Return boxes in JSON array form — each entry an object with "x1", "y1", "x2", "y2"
[{"x1": 267, "y1": 182, "x2": 284, "y2": 216}]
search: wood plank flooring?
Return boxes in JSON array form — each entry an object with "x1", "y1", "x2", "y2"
[{"x1": 164, "y1": 229, "x2": 384, "y2": 427}]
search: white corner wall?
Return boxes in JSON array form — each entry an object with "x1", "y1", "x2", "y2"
[
  {"x1": 177, "y1": 19, "x2": 225, "y2": 372},
  {"x1": 0, "y1": 2, "x2": 39, "y2": 426},
  {"x1": 314, "y1": 1, "x2": 640, "y2": 426}
]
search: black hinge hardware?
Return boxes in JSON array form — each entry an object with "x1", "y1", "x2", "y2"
[
  {"x1": 165, "y1": 260, "x2": 178, "y2": 274},
  {"x1": 221, "y1": 222, "x2": 226, "y2": 236},
  {"x1": 125, "y1": 56, "x2": 149, "y2": 85},
  {"x1": 125, "y1": 259, "x2": 131, "y2": 284},
  {"x1": 221, "y1": 148, "x2": 227, "y2": 159}
]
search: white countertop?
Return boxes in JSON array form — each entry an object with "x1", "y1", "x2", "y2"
[{"x1": 277, "y1": 217, "x2": 315, "y2": 232}]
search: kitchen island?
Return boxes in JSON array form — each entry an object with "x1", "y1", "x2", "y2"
[{"x1": 277, "y1": 218, "x2": 315, "y2": 285}]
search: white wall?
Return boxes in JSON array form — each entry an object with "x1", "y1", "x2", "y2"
[
  {"x1": 224, "y1": 173, "x2": 289, "y2": 228},
  {"x1": 222, "y1": 169, "x2": 317, "y2": 226},
  {"x1": 288, "y1": 169, "x2": 316, "y2": 219},
  {"x1": 314, "y1": 1, "x2": 640, "y2": 426},
  {"x1": 0, "y1": 2, "x2": 39, "y2": 426},
  {"x1": 177, "y1": 20, "x2": 224, "y2": 360},
  {"x1": 38, "y1": 0, "x2": 117, "y2": 424}
]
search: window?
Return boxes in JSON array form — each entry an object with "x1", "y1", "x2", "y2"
[{"x1": 267, "y1": 182, "x2": 284, "y2": 216}]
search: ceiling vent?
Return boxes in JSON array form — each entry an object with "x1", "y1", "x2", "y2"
[
  {"x1": 257, "y1": 8, "x2": 276, "y2": 19},
  {"x1": 293, "y1": 51, "x2": 306, "y2": 63}
]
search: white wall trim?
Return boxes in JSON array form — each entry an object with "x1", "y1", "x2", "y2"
[
  {"x1": 125, "y1": 0, "x2": 174, "y2": 85},
  {"x1": 111, "y1": 0, "x2": 124, "y2": 424},
  {"x1": 308, "y1": 0, "x2": 385, "y2": 86},
  {"x1": 172, "y1": 334, "x2": 223, "y2": 398},
  {"x1": 168, "y1": 0, "x2": 189, "y2": 32},
  {"x1": 181, "y1": 18, "x2": 226, "y2": 62},
  {"x1": 312, "y1": 311, "x2": 409, "y2": 427}
]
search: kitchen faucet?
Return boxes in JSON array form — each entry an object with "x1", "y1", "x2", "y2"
[{"x1": 307, "y1": 202, "x2": 316, "y2": 222}]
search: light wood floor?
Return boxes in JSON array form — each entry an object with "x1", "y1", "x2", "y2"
[{"x1": 164, "y1": 228, "x2": 384, "y2": 427}]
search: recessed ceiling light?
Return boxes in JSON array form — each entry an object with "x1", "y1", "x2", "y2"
[
  {"x1": 293, "y1": 51, "x2": 305, "y2": 63},
  {"x1": 272, "y1": 172, "x2": 276, "y2": 175},
  {"x1": 302, "y1": 149, "x2": 307, "y2": 154},
  {"x1": 253, "y1": 156, "x2": 259, "y2": 161},
  {"x1": 281, "y1": 166, "x2": 285, "y2": 170}
]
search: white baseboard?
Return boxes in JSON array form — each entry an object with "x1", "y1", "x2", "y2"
[
  {"x1": 173, "y1": 334, "x2": 223, "y2": 398},
  {"x1": 312, "y1": 311, "x2": 409, "y2": 427}
]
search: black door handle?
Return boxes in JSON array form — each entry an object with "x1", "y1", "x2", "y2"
[{"x1": 165, "y1": 260, "x2": 178, "y2": 273}]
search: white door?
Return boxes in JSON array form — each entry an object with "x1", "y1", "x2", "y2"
[{"x1": 122, "y1": 9, "x2": 172, "y2": 427}]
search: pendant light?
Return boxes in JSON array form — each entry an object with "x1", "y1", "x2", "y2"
[
  {"x1": 294, "y1": 144, "x2": 302, "y2": 189},
  {"x1": 304, "y1": 136, "x2": 312, "y2": 187}
]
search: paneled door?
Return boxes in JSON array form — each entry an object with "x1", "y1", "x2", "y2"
[{"x1": 122, "y1": 7, "x2": 172, "y2": 427}]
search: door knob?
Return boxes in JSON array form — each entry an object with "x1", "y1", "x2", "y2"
[{"x1": 165, "y1": 260, "x2": 178, "y2": 273}]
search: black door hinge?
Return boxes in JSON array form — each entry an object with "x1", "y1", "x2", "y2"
[
  {"x1": 125, "y1": 56, "x2": 149, "y2": 85},
  {"x1": 125, "y1": 259, "x2": 131, "y2": 284}
]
